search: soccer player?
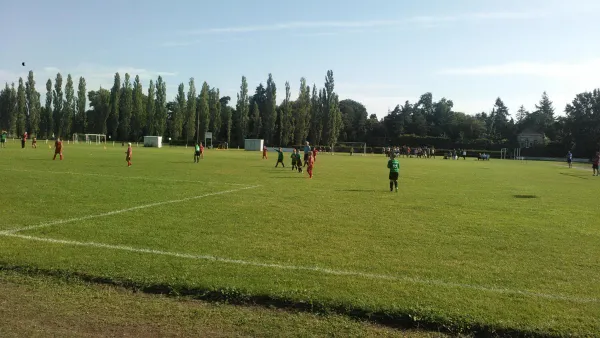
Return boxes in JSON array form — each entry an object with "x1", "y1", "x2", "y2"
[
  {"x1": 53, "y1": 137, "x2": 63, "y2": 160},
  {"x1": 1, "y1": 130, "x2": 7, "y2": 148},
  {"x1": 387, "y1": 153, "x2": 400, "y2": 192},
  {"x1": 303, "y1": 141, "x2": 311, "y2": 167},
  {"x1": 274, "y1": 147, "x2": 285, "y2": 167},
  {"x1": 291, "y1": 149, "x2": 298, "y2": 170},
  {"x1": 312, "y1": 147, "x2": 318, "y2": 162},
  {"x1": 32, "y1": 136, "x2": 37, "y2": 149},
  {"x1": 567, "y1": 151, "x2": 573, "y2": 168},
  {"x1": 194, "y1": 143, "x2": 201, "y2": 163},
  {"x1": 125, "y1": 142, "x2": 132, "y2": 167},
  {"x1": 296, "y1": 149, "x2": 303, "y2": 173},
  {"x1": 262, "y1": 145, "x2": 268, "y2": 159},
  {"x1": 306, "y1": 152, "x2": 314, "y2": 178},
  {"x1": 21, "y1": 132, "x2": 27, "y2": 149},
  {"x1": 593, "y1": 151, "x2": 599, "y2": 176},
  {"x1": 199, "y1": 142, "x2": 205, "y2": 159}
]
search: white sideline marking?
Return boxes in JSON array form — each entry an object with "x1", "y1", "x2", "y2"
[
  {"x1": 554, "y1": 164, "x2": 590, "y2": 172},
  {"x1": 0, "y1": 168, "x2": 250, "y2": 187},
  {"x1": 0, "y1": 185, "x2": 261, "y2": 235},
  {"x1": 0, "y1": 233, "x2": 597, "y2": 304}
]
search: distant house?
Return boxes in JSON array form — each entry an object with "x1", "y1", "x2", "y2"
[{"x1": 517, "y1": 128, "x2": 545, "y2": 148}]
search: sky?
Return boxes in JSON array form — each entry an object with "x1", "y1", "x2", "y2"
[{"x1": 1, "y1": 0, "x2": 600, "y2": 119}]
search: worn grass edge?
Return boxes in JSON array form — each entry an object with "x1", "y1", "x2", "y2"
[{"x1": 0, "y1": 262, "x2": 569, "y2": 338}]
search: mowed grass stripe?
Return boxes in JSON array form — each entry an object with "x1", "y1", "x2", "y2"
[
  {"x1": 0, "y1": 185, "x2": 261, "y2": 235},
  {"x1": 2, "y1": 232, "x2": 598, "y2": 305}
]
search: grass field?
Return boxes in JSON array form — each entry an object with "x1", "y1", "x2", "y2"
[{"x1": 0, "y1": 141, "x2": 599, "y2": 336}]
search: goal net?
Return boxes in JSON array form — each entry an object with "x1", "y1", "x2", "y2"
[
  {"x1": 334, "y1": 142, "x2": 367, "y2": 155},
  {"x1": 73, "y1": 134, "x2": 106, "y2": 144}
]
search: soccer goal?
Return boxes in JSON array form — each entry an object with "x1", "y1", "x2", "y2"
[
  {"x1": 335, "y1": 142, "x2": 367, "y2": 155},
  {"x1": 73, "y1": 133, "x2": 107, "y2": 144}
]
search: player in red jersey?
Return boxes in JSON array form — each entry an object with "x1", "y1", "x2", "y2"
[
  {"x1": 262, "y1": 145, "x2": 268, "y2": 159},
  {"x1": 53, "y1": 138, "x2": 63, "y2": 160},
  {"x1": 32, "y1": 136, "x2": 37, "y2": 148},
  {"x1": 312, "y1": 147, "x2": 318, "y2": 162},
  {"x1": 199, "y1": 142, "x2": 205, "y2": 159},
  {"x1": 125, "y1": 143, "x2": 132, "y2": 167},
  {"x1": 306, "y1": 152, "x2": 315, "y2": 178}
]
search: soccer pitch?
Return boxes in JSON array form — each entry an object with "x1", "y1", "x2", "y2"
[{"x1": 0, "y1": 143, "x2": 599, "y2": 336}]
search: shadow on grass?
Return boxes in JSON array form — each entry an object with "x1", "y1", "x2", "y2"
[
  {"x1": 559, "y1": 172, "x2": 589, "y2": 180},
  {"x1": 0, "y1": 263, "x2": 553, "y2": 338},
  {"x1": 513, "y1": 194, "x2": 538, "y2": 199}
]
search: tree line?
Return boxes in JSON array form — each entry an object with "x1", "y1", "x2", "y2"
[{"x1": 0, "y1": 70, "x2": 599, "y2": 156}]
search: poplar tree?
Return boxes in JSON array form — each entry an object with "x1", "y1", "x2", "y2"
[
  {"x1": 77, "y1": 77, "x2": 87, "y2": 133},
  {"x1": 119, "y1": 73, "x2": 133, "y2": 140},
  {"x1": 64, "y1": 74, "x2": 75, "y2": 137},
  {"x1": 25, "y1": 71, "x2": 40, "y2": 136},
  {"x1": 185, "y1": 78, "x2": 196, "y2": 145},
  {"x1": 146, "y1": 80, "x2": 156, "y2": 135}
]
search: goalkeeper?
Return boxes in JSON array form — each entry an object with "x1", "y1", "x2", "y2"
[{"x1": 387, "y1": 153, "x2": 400, "y2": 192}]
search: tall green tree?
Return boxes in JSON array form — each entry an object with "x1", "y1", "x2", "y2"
[
  {"x1": 281, "y1": 81, "x2": 293, "y2": 145},
  {"x1": 131, "y1": 75, "x2": 144, "y2": 141},
  {"x1": 25, "y1": 71, "x2": 40, "y2": 136},
  {"x1": 212, "y1": 89, "x2": 222, "y2": 141},
  {"x1": 171, "y1": 82, "x2": 186, "y2": 140},
  {"x1": 119, "y1": 73, "x2": 133, "y2": 140},
  {"x1": 324, "y1": 70, "x2": 342, "y2": 147},
  {"x1": 251, "y1": 101, "x2": 261, "y2": 138},
  {"x1": 155, "y1": 76, "x2": 167, "y2": 136},
  {"x1": 8, "y1": 83, "x2": 18, "y2": 135},
  {"x1": 77, "y1": 77, "x2": 87, "y2": 133},
  {"x1": 294, "y1": 78, "x2": 311, "y2": 144},
  {"x1": 264, "y1": 74, "x2": 277, "y2": 145},
  {"x1": 146, "y1": 80, "x2": 156, "y2": 135},
  {"x1": 44, "y1": 79, "x2": 53, "y2": 137},
  {"x1": 208, "y1": 88, "x2": 218, "y2": 137},
  {"x1": 16, "y1": 78, "x2": 26, "y2": 136},
  {"x1": 185, "y1": 78, "x2": 196, "y2": 145},
  {"x1": 63, "y1": 74, "x2": 75, "y2": 137},
  {"x1": 108, "y1": 73, "x2": 121, "y2": 139},
  {"x1": 198, "y1": 82, "x2": 210, "y2": 144},
  {"x1": 220, "y1": 96, "x2": 232, "y2": 145},
  {"x1": 515, "y1": 105, "x2": 528, "y2": 124},
  {"x1": 236, "y1": 76, "x2": 249, "y2": 146},
  {"x1": 308, "y1": 85, "x2": 322, "y2": 145},
  {"x1": 88, "y1": 88, "x2": 111, "y2": 135}
]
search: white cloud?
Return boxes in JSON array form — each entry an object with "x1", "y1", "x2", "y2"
[
  {"x1": 439, "y1": 59, "x2": 600, "y2": 78},
  {"x1": 178, "y1": 11, "x2": 544, "y2": 35}
]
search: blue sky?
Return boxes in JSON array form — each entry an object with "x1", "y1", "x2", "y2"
[{"x1": 1, "y1": 0, "x2": 599, "y2": 118}]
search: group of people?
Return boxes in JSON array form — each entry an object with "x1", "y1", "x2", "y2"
[
  {"x1": 265, "y1": 141, "x2": 317, "y2": 179},
  {"x1": 384, "y1": 146, "x2": 435, "y2": 159}
]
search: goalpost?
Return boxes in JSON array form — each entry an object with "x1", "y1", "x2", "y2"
[
  {"x1": 73, "y1": 134, "x2": 107, "y2": 144},
  {"x1": 500, "y1": 148, "x2": 508, "y2": 159},
  {"x1": 334, "y1": 142, "x2": 367, "y2": 155}
]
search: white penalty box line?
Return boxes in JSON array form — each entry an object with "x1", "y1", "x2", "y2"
[
  {"x1": 0, "y1": 185, "x2": 261, "y2": 235},
  {"x1": 1, "y1": 231, "x2": 598, "y2": 305}
]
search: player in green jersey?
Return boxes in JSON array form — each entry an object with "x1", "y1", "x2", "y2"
[
  {"x1": 0, "y1": 130, "x2": 7, "y2": 148},
  {"x1": 387, "y1": 154, "x2": 400, "y2": 192},
  {"x1": 194, "y1": 143, "x2": 201, "y2": 163},
  {"x1": 274, "y1": 147, "x2": 285, "y2": 167}
]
